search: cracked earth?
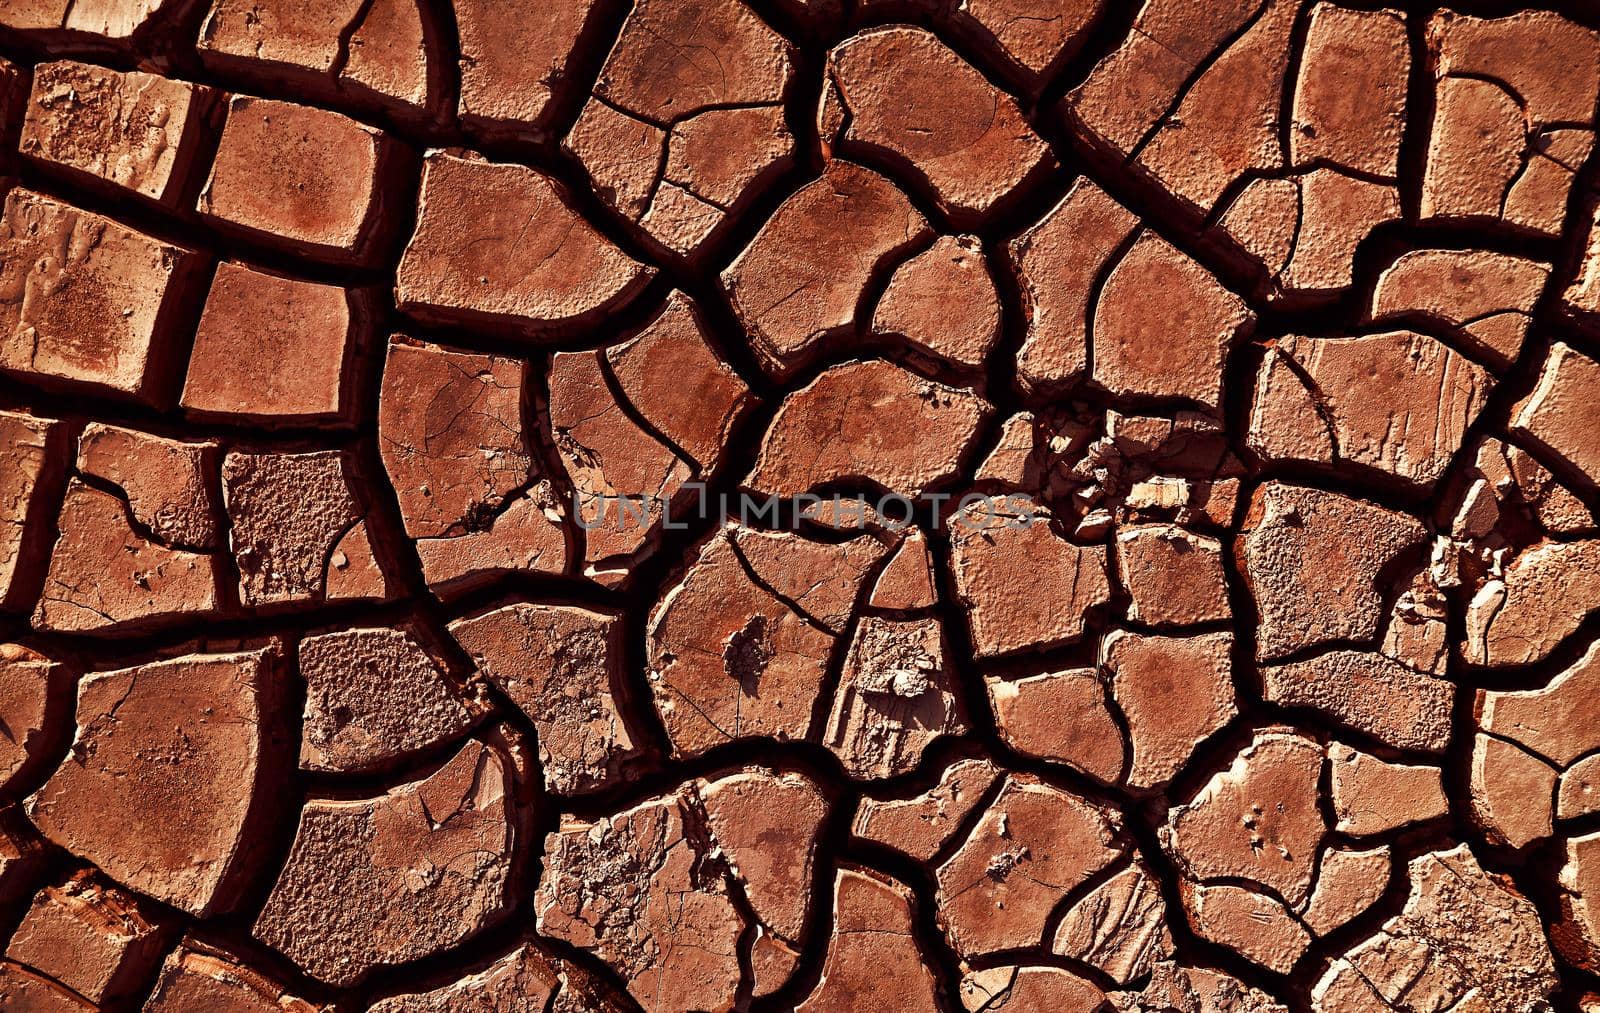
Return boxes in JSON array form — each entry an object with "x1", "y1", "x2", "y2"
[{"x1": 0, "y1": 0, "x2": 1597, "y2": 1010}]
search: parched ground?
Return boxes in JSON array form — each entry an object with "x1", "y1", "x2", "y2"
[{"x1": 0, "y1": 0, "x2": 1597, "y2": 1010}]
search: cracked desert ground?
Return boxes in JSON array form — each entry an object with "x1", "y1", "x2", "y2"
[{"x1": 0, "y1": 0, "x2": 1598, "y2": 1010}]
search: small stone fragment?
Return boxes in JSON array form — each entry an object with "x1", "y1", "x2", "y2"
[
  {"x1": 748, "y1": 360, "x2": 989, "y2": 497},
  {"x1": 1381, "y1": 566, "x2": 1451, "y2": 676},
  {"x1": 1467, "y1": 437, "x2": 1596, "y2": 537},
  {"x1": 949, "y1": 505, "x2": 1111, "y2": 658},
  {"x1": 222, "y1": 450, "x2": 387, "y2": 606},
  {"x1": 1314, "y1": 845, "x2": 1558, "y2": 1012},
  {"x1": 28, "y1": 649, "x2": 284, "y2": 916},
  {"x1": 398, "y1": 152, "x2": 651, "y2": 333},
  {"x1": 256, "y1": 737, "x2": 515, "y2": 987},
  {"x1": 853, "y1": 757, "x2": 1000, "y2": 863},
  {"x1": 1053, "y1": 860, "x2": 1174, "y2": 985},
  {"x1": 870, "y1": 529, "x2": 937, "y2": 610},
  {"x1": 797, "y1": 866, "x2": 941, "y2": 1012},
  {"x1": 0, "y1": 189, "x2": 201, "y2": 402},
  {"x1": 723, "y1": 160, "x2": 931, "y2": 372},
  {"x1": 873, "y1": 235, "x2": 1001, "y2": 368},
  {"x1": 826, "y1": 616, "x2": 965, "y2": 779},
  {"x1": 200, "y1": 96, "x2": 393, "y2": 261},
  {"x1": 298, "y1": 626, "x2": 474, "y2": 774},
  {"x1": 183, "y1": 263, "x2": 360, "y2": 423},
  {"x1": 986, "y1": 668, "x2": 1123, "y2": 782},
  {"x1": 1106, "y1": 630, "x2": 1236, "y2": 789},
  {"x1": 21, "y1": 61, "x2": 205, "y2": 202},
  {"x1": 937, "y1": 775, "x2": 1123, "y2": 958},
  {"x1": 6, "y1": 871, "x2": 171, "y2": 1004},
  {"x1": 1239, "y1": 482, "x2": 1427, "y2": 660},
  {"x1": 1328, "y1": 742, "x2": 1448, "y2": 835},
  {"x1": 450, "y1": 603, "x2": 637, "y2": 795}
]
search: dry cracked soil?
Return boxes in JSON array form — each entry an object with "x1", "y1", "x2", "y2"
[{"x1": 0, "y1": 0, "x2": 1598, "y2": 1010}]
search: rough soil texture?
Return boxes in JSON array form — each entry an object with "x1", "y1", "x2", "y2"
[{"x1": 0, "y1": 1, "x2": 1597, "y2": 1010}]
